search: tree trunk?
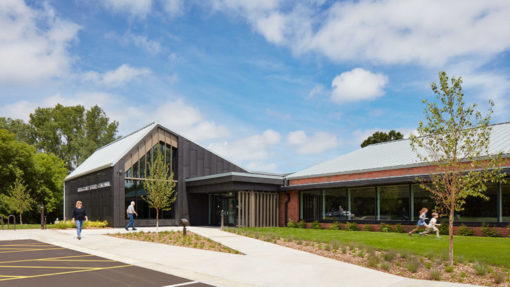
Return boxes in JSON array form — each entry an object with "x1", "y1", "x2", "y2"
[
  {"x1": 449, "y1": 202, "x2": 454, "y2": 266},
  {"x1": 156, "y1": 208, "x2": 159, "y2": 232},
  {"x1": 20, "y1": 212, "x2": 23, "y2": 225}
]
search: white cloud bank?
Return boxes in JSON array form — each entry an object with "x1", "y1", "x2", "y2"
[
  {"x1": 0, "y1": 0, "x2": 80, "y2": 83},
  {"x1": 83, "y1": 64, "x2": 152, "y2": 87},
  {"x1": 331, "y1": 68, "x2": 388, "y2": 104},
  {"x1": 287, "y1": 130, "x2": 338, "y2": 154},
  {"x1": 101, "y1": 0, "x2": 152, "y2": 17}
]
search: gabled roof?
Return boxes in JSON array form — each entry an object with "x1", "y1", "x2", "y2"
[
  {"x1": 65, "y1": 122, "x2": 157, "y2": 181},
  {"x1": 287, "y1": 122, "x2": 510, "y2": 180}
]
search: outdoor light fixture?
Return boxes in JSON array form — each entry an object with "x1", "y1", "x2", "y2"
[{"x1": 179, "y1": 218, "x2": 189, "y2": 236}]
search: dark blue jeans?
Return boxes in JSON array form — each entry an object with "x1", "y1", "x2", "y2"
[
  {"x1": 126, "y1": 214, "x2": 136, "y2": 229},
  {"x1": 76, "y1": 220, "x2": 83, "y2": 237}
]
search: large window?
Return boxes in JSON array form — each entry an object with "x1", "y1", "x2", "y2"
[
  {"x1": 412, "y1": 184, "x2": 435, "y2": 220},
  {"x1": 124, "y1": 180, "x2": 174, "y2": 219},
  {"x1": 350, "y1": 187, "x2": 376, "y2": 220},
  {"x1": 324, "y1": 188, "x2": 348, "y2": 220},
  {"x1": 379, "y1": 185, "x2": 410, "y2": 221},
  {"x1": 503, "y1": 184, "x2": 510, "y2": 222},
  {"x1": 301, "y1": 190, "x2": 322, "y2": 221},
  {"x1": 457, "y1": 183, "x2": 498, "y2": 222}
]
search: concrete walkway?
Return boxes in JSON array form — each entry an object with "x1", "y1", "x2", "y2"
[{"x1": 0, "y1": 227, "x2": 479, "y2": 287}]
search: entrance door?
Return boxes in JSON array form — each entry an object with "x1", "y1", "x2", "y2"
[{"x1": 210, "y1": 192, "x2": 238, "y2": 226}]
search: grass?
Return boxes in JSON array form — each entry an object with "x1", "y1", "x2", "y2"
[
  {"x1": 230, "y1": 227, "x2": 510, "y2": 268},
  {"x1": 0, "y1": 220, "x2": 109, "y2": 230},
  {"x1": 0, "y1": 224, "x2": 57, "y2": 230}
]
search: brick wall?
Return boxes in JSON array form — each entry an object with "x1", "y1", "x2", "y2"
[{"x1": 279, "y1": 190, "x2": 299, "y2": 226}]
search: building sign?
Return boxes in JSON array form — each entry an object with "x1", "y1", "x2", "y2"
[{"x1": 77, "y1": 181, "x2": 111, "y2": 192}]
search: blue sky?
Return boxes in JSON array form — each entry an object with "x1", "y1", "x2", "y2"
[{"x1": 1, "y1": 0, "x2": 510, "y2": 173}]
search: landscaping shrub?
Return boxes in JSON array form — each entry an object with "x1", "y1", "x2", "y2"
[
  {"x1": 457, "y1": 224, "x2": 474, "y2": 236},
  {"x1": 380, "y1": 262, "x2": 390, "y2": 271},
  {"x1": 383, "y1": 250, "x2": 396, "y2": 262},
  {"x1": 297, "y1": 220, "x2": 306, "y2": 229},
  {"x1": 329, "y1": 222, "x2": 341, "y2": 230},
  {"x1": 363, "y1": 224, "x2": 374, "y2": 231},
  {"x1": 393, "y1": 223, "x2": 405, "y2": 233},
  {"x1": 429, "y1": 269, "x2": 442, "y2": 281},
  {"x1": 481, "y1": 223, "x2": 500, "y2": 237},
  {"x1": 330, "y1": 239, "x2": 340, "y2": 251},
  {"x1": 493, "y1": 271, "x2": 506, "y2": 284},
  {"x1": 345, "y1": 222, "x2": 359, "y2": 231},
  {"x1": 438, "y1": 221, "x2": 449, "y2": 235},
  {"x1": 379, "y1": 223, "x2": 392, "y2": 232},
  {"x1": 287, "y1": 219, "x2": 297, "y2": 228},
  {"x1": 311, "y1": 220, "x2": 322, "y2": 229},
  {"x1": 444, "y1": 266, "x2": 454, "y2": 273},
  {"x1": 474, "y1": 261, "x2": 488, "y2": 276},
  {"x1": 407, "y1": 257, "x2": 420, "y2": 273},
  {"x1": 367, "y1": 254, "x2": 379, "y2": 267},
  {"x1": 55, "y1": 220, "x2": 108, "y2": 229}
]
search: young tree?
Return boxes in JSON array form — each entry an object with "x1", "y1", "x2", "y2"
[
  {"x1": 361, "y1": 130, "x2": 403, "y2": 147},
  {"x1": 410, "y1": 71, "x2": 506, "y2": 266},
  {"x1": 7, "y1": 176, "x2": 34, "y2": 225},
  {"x1": 143, "y1": 149, "x2": 176, "y2": 230}
]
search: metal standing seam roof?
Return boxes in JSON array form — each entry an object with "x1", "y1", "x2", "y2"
[
  {"x1": 287, "y1": 122, "x2": 510, "y2": 180},
  {"x1": 65, "y1": 122, "x2": 157, "y2": 181}
]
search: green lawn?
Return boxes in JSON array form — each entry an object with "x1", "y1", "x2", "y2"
[
  {"x1": 0, "y1": 224, "x2": 57, "y2": 230},
  {"x1": 231, "y1": 227, "x2": 510, "y2": 268}
]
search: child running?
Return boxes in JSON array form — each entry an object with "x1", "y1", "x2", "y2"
[
  {"x1": 408, "y1": 207, "x2": 428, "y2": 236},
  {"x1": 420, "y1": 212, "x2": 441, "y2": 238}
]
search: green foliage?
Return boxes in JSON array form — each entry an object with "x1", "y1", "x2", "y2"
[
  {"x1": 367, "y1": 254, "x2": 380, "y2": 267},
  {"x1": 311, "y1": 220, "x2": 322, "y2": 229},
  {"x1": 383, "y1": 250, "x2": 396, "y2": 262},
  {"x1": 429, "y1": 269, "x2": 442, "y2": 281},
  {"x1": 361, "y1": 130, "x2": 403, "y2": 148},
  {"x1": 474, "y1": 261, "x2": 488, "y2": 276},
  {"x1": 392, "y1": 224, "x2": 404, "y2": 233},
  {"x1": 143, "y1": 149, "x2": 177, "y2": 228},
  {"x1": 481, "y1": 223, "x2": 500, "y2": 237},
  {"x1": 407, "y1": 256, "x2": 420, "y2": 273},
  {"x1": 363, "y1": 224, "x2": 374, "y2": 231},
  {"x1": 379, "y1": 223, "x2": 392, "y2": 232},
  {"x1": 6, "y1": 176, "x2": 34, "y2": 224},
  {"x1": 380, "y1": 262, "x2": 390, "y2": 271},
  {"x1": 444, "y1": 266, "x2": 454, "y2": 273},
  {"x1": 330, "y1": 239, "x2": 340, "y2": 250},
  {"x1": 55, "y1": 220, "x2": 108, "y2": 229},
  {"x1": 493, "y1": 271, "x2": 505, "y2": 284},
  {"x1": 438, "y1": 220, "x2": 449, "y2": 235},
  {"x1": 297, "y1": 220, "x2": 306, "y2": 228},
  {"x1": 29, "y1": 104, "x2": 118, "y2": 170},
  {"x1": 286, "y1": 219, "x2": 297, "y2": 228},
  {"x1": 0, "y1": 117, "x2": 33, "y2": 143},
  {"x1": 345, "y1": 222, "x2": 359, "y2": 231},
  {"x1": 329, "y1": 222, "x2": 341, "y2": 230},
  {"x1": 409, "y1": 71, "x2": 506, "y2": 265},
  {"x1": 457, "y1": 224, "x2": 475, "y2": 236}
]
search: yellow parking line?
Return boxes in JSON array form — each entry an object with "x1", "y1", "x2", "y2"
[
  {"x1": 49, "y1": 259, "x2": 115, "y2": 262},
  {"x1": 0, "y1": 247, "x2": 64, "y2": 254},
  {"x1": 0, "y1": 265, "x2": 99, "y2": 270},
  {"x1": 0, "y1": 255, "x2": 94, "y2": 264},
  {"x1": 0, "y1": 264, "x2": 132, "y2": 282}
]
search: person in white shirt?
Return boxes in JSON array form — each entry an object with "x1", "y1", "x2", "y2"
[
  {"x1": 125, "y1": 201, "x2": 138, "y2": 231},
  {"x1": 420, "y1": 212, "x2": 441, "y2": 238}
]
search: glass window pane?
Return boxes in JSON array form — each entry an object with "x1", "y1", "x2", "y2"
[
  {"x1": 139, "y1": 155, "x2": 146, "y2": 178},
  {"x1": 133, "y1": 161, "x2": 139, "y2": 178},
  {"x1": 301, "y1": 190, "x2": 322, "y2": 221},
  {"x1": 125, "y1": 167, "x2": 132, "y2": 178},
  {"x1": 458, "y1": 183, "x2": 498, "y2": 222},
  {"x1": 172, "y1": 147, "x2": 178, "y2": 177},
  {"x1": 324, "y1": 188, "x2": 348, "y2": 220},
  {"x1": 503, "y1": 183, "x2": 510, "y2": 222},
  {"x1": 413, "y1": 184, "x2": 435, "y2": 218},
  {"x1": 379, "y1": 185, "x2": 410, "y2": 221},
  {"x1": 350, "y1": 187, "x2": 376, "y2": 220}
]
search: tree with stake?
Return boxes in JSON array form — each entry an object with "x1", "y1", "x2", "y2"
[
  {"x1": 143, "y1": 148, "x2": 176, "y2": 230},
  {"x1": 410, "y1": 71, "x2": 506, "y2": 266},
  {"x1": 7, "y1": 176, "x2": 34, "y2": 225}
]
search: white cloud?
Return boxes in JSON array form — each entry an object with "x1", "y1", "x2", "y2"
[
  {"x1": 102, "y1": 0, "x2": 152, "y2": 17},
  {"x1": 161, "y1": 0, "x2": 184, "y2": 17},
  {"x1": 209, "y1": 1, "x2": 510, "y2": 67},
  {"x1": 307, "y1": 84, "x2": 325, "y2": 99},
  {"x1": 331, "y1": 68, "x2": 388, "y2": 104},
  {"x1": 287, "y1": 130, "x2": 338, "y2": 154},
  {"x1": 0, "y1": 1, "x2": 80, "y2": 83},
  {"x1": 208, "y1": 129, "x2": 281, "y2": 162},
  {"x1": 105, "y1": 31, "x2": 161, "y2": 54},
  {"x1": 83, "y1": 64, "x2": 151, "y2": 87}
]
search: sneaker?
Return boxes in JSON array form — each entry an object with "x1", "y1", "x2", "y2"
[
  {"x1": 78, "y1": 236, "x2": 81, "y2": 240},
  {"x1": 125, "y1": 227, "x2": 129, "y2": 231},
  {"x1": 132, "y1": 228, "x2": 137, "y2": 231}
]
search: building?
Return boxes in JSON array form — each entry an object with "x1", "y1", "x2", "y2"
[{"x1": 65, "y1": 122, "x2": 510, "y2": 227}]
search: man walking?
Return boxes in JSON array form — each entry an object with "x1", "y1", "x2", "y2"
[{"x1": 125, "y1": 201, "x2": 138, "y2": 231}]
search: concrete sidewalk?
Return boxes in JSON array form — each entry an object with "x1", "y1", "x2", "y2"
[{"x1": 0, "y1": 227, "x2": 479, "y2": 287}]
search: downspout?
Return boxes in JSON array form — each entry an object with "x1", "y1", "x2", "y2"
[{"x1": 284, "y1": 191, "x2": 290, "y2": 227}]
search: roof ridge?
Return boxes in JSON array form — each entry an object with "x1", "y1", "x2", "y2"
[{"x1": 94, "y1": 122, "x2": 156, "y2": 152}]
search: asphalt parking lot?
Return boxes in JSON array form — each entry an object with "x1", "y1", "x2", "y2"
[{"x1": 0, "y1": 239, "x2": 213, "y2": 287}]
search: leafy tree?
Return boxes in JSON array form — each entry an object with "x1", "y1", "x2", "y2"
[
  {"x1": 29, "y1": 104, "x2": 119, "y2": 170},
  {"x1": 143, "y1": 149, "x2": 176, "y2": 229},
  {"x1": 361, "y1": 130, "x2": 403, "y2": 147},
  {"x1": 6, "y1": 176, "x2": 34, "y2": 225},
  {"x1": 32, "y1": 152, "x2": 68, "y2": 217},
  {"x1": 0, "y1": 117, "x2": 33, "y2": 143},
  {"x1": 409, "y1": 71, "x2": 506, "y2": 266}
]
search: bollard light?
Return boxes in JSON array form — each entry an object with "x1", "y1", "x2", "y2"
[{"x1": 179, "y1": 218, "x2": 189, "y2": 236}]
